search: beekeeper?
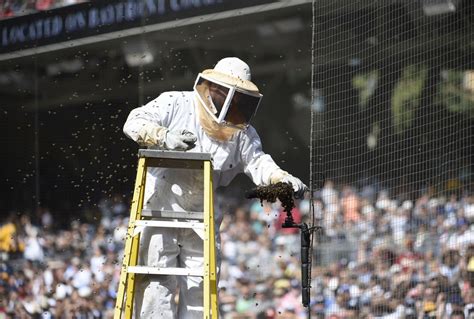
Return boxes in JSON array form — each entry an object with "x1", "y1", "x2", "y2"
[{"x1": 123, "y1": 57, "x2": 307, "y2": 318}]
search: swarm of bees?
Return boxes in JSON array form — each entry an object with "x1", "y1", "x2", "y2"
[{"x1": 252, "y1": 182, "x2": 295, "y2": 214}]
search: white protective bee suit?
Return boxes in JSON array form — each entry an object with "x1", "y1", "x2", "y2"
[{"x1": 123, "y1": 57, "x2": 306, "y2": 318}]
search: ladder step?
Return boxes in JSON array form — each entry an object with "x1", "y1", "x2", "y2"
[
  {"x1": 128, "y1": 266, "x2": 203, "y2": 277},
  {"x1": 134, "y1": 220, "x2": 204, "y2": 229},
  {"x1": 141, "y1": 209, "x2": 204, "y2": 219}
]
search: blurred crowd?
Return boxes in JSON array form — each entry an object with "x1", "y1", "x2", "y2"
[
  {"x1": 1, "y1": 181, "x2": 474, "y2": 318},
  {"x1": 218, "y1": 181, "x2": 474, "y2": 318},
  {"x1": 0, "y1": 195, "x2": 127, "y2": 318},
  {"x1": 0, "y1": 0, "x2": 86, "y2": 19}
]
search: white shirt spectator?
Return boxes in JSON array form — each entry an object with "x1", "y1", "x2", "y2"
[
  {"x1": 464, "y1": 202, "x2": 474, "y2": 219},
  {"x1": 43, "y1": 269, "x2": 54, "y2": 291},
  {"x1": 440, "y1": 230, "x2": 459, "y2": 250},
  {"x1": 23, "y1": 234, "x2": 44, "y2": 262},
  {"x1": 55, "y1": 283, "x2": 72, "y2": 300},
  {"x1": 41, "y1": 210, "x2": 53, "y2": 228},
  {"x1": 391, "y1": 210, "x2": 407, "y2": 246},
  {"x1": 90, "y1": 254, "x2": 106, "y2": 283},
  {"x1": 221, "y1": 235, "x2": 238, "y2": 263},
  {"x1": 376, "y1": 191, "x2": 391, "y2": 210},
  {"x1": 72, "y1": 266, "x2": 92, "y2": 289},
  {"x1": 113, "y1": 221, "x2": 127, "y2": 243},
  {"x1": 456, "y1": 227, "x2": 474, "y2": 253},
  {"x1": 321, "y1": 182, "x2": 338, "y2": 206},
  {"x1": 440, "y1": 264, "x2": 460, "y2": 283}
]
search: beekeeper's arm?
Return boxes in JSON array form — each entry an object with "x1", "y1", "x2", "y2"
[
  {"x1": 123, "y1": 93, "x2": 196, "y2": 150},
  {"x1": 240, "y1": 126, "x2": 307, "y2": 198}
]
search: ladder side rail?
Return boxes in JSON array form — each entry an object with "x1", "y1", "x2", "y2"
[
  {"x1": 209, "y1": 179, "x2": 218, "y2": 318},
  {"x1": 114, "y1": 157, "x2": 147, "y2": 318},
  {"x1": 203, "y1": 160, "x2": 212, "y2": 318},
  {"x1": 124, "y1": 159, "x2": 146, "y2": 318},
  {"x1": 203, "y1": 160, "x2": 219, "y2": 318}
]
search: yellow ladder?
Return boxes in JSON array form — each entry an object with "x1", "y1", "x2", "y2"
[{"x1": 114, "y1": 149, "x2": 219, "y2": 318}]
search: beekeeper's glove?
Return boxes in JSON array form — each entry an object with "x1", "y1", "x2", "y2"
[
  {"x1": 270, "y1": 169, "x2": 308, "y2": 199},
  {"x1": 164, "y1": 129, "x2": 197, "y2": 151},
  {"x1": 135, "y1": 124, "x2": 196, "y2": 150}
]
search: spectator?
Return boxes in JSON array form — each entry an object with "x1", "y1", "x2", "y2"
[
  {"x1": 0, "y1": 213, "x2": 21, "y2": 260},
  {"x1": 23, "y1": 227, "x2": 44, "y2": 262}
]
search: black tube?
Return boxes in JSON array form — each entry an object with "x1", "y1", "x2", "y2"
[{"x1": 301, "y1": 223, "x2": 311, "y2": 307}]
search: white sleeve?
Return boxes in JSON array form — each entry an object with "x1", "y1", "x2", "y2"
[
  {"x1": 123, "y1": 92, "x2": 177, "y2": 144},
  {"x1": 240, "y1": 126, "x2": 281, "y2": 186}
]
